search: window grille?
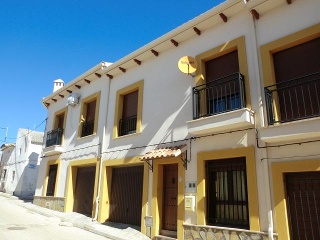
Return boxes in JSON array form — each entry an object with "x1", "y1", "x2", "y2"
[{"x1": 206, "y1": 157, "x2": 249, "y2": 229}]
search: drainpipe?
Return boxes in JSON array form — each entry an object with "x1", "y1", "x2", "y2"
[
  {"x1": 93, "y1": 142, "x2": 103, "y2": 221},
  {"x1": 245, "y1": 2, "x2": 274, "y2": 239},
  {"x1": 92, "y1": 75, "x2": 111, "y2": 222}
]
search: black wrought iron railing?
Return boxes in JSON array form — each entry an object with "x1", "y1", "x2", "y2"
[
  {"x1": 46, "y1": 128, "x2": 63, "y2": 147},
  {"x1": 265, "y1": 72, "x2": 320, "y2": 125},
  {"x1": 193, "y1": 73, "x2": 246, "y2": 119},
  {"x1": 119, "y1": 115, "x2": 137, "y2": 136},
  {"x1": 81, "y1": 120, "x2": 94, "y2": 137}
]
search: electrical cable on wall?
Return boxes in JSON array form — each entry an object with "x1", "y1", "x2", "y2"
[
  {"x1": 40, "y1": 126, "x2": 320, "y2": 160},
  {"x1": 4, "y1": 118, "x2": 47, "y2": 142},
  {"x1": 43, "y1": 127, "x2": 255, "y2": 158}
]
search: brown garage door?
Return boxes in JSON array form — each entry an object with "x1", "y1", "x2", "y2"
[
  {"x1": 285, "y1": 171, "x2": 320, "y2": 240},
  {"x1": 73, "y1": 166, "x2": 96, "y2": 216},
  {"x1": 108, "y1": 165, "x2": 144, "y2": 226}
]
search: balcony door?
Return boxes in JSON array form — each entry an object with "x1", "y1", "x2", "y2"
[
  {"x1": 119, "y1": 90, "x2": 138, "y2": 136},
  {"x1": 205, "y1": 50, "x2": 241, "y2": 114},
  {"x1": 56, "y1": 113, "x2": 64, "y2": 129},
  {"x1": 272, "y1": 37, "x2": 320, "y2": 122}
]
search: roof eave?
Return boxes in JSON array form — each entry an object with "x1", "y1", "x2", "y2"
[{"x1": 42, "y1": 61, "x2": 112, "y2": 107}]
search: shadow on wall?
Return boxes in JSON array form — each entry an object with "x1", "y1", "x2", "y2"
[
  {"x1": 106, "y1": 84, "x2": 192, "y2": 159},
  {"x1": 14, "y1": 152, "x2": 40, "y2": 200}
]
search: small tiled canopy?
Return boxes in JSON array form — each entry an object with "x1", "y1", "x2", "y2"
[{"x1": 140, "y1": 144, "x2": 187, "y2": 160}]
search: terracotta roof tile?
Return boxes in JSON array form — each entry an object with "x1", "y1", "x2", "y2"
[{"x1": 140, "y1": 144, "x2": 187, "y2": 160}]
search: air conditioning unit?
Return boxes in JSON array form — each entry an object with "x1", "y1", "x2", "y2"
[{"x1": 67, "y1": 93, "x2": 80, "y2": 106}]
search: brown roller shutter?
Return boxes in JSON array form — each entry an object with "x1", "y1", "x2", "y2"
[
  {"x1": 273, "y1": 37, "x2": 320, "y2": 83},
  {"x1": 57, "y1": 114, "x2": 64, "y2": 129},
  {"x1": 204, "y1": 50, "x2": 241, "y2": 114},
  {"x1": 122, "y1": 90, "x2": 138, "y2": 118},
  {"x1": 205, "y1": 50, "x2": 239, "y2": 82},
  {"x1": 86, "y1": 100, "x2": 96, "y2": 122}
]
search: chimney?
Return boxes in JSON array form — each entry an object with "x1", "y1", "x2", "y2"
[{"x1": 53, "y1": 79, "x2": 64, "y2": 92}]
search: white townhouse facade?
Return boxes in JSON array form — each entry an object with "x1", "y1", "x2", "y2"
[
  {"x1": 0, "y1": 129, "x2": 44, "y2": 199},
  {"x1": 35, "y1": 1, "x2": 320, "y2": 240}
]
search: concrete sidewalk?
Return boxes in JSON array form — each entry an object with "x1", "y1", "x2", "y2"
[{"x1": 0, "y1": 192, "x2": 150, "y2": 240}]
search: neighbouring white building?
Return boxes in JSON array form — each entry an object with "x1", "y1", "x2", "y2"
[
  {"x1": 0, "y1": 129, "x2": 44, "y2": 199},
  {"x1": 34, "y1": 1, "x2": 320, "y2": 240}
]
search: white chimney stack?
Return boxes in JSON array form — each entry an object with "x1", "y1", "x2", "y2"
[{"x1": 53, "y1": 79, "x2": 64, "y2": 92}]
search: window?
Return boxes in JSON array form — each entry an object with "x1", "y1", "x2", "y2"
[
  {"x1": 205, "y1": 50, "x2": 241, "y2": 116},
  {"x1": 46, "y1": 164, "x2": 58, "y2": 196},
  {"x1": 24, "y1": 137, "x2": 27, "y2": 152},
  {"x1": 79, "y1": 92, "x2": 100, "y2": 138},
  {"x1": 206, "y1": 157, "x2": 249, "y2": 229},
  {"x1": 261, "y1": 23, "x2": 320, "y2": 125},
  {"x1": 119, "y1": 90, "x2": 138, "y2": 136},
  {"x1": 55, "y1": 112, "x2": 65, "y2": 129},
  {"x1": 46, "y1": 108, "x2": 67, "y2": 147},
  {"x1": 12, "y1": 171, "x2": 15, "y2": 182},
  {"x1": 82, "y1": 99, "x2": 96, "y2": 137},
  {"x1": 114, "y1": 80, "x2": 143, "y2": 138},
  {"x1": 198, "y1": 147, "x2": 259, "y2": 230},
  {"x1": 1, "y1": 169, "x2": 7, "y2": 180},
  {"x1": 194, "y1": 37, "x2": 250, "y2": 119}
]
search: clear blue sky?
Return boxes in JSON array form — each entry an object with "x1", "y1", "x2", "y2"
[{"x1": 0, "y1": 0, "x2": 224, "y2": 143}]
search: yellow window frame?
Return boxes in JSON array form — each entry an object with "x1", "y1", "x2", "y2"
[
  {"x1": 113, "y1": 80, "x2": 144, "y2": 138},
  {"x1": 260, "y1": 23, "x2": 320, "y2": 123},
  {"x1": 78, "y1": 91, "x2": 101, "y2": 138},
  {"x1": 197, "y1": 146, "x2": 260, "y2": 231},
  {"x1": 194, "y1": 36, "x2": 251, "y2": 116}
]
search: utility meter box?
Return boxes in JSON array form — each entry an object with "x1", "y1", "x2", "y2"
[
  {"x1": 185, "y1": 181, "x2": 197, "y2": 193},
  {"x1": 145, "y1": 216, "x2": 153, "y2": 227},
  {"x1": 185, "y1": 195, "x2": 196, "y2": 211}
]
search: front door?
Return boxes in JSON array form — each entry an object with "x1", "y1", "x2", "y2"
[{"x1": 162, "y1": 164, "x2": 178, "y2": 235}]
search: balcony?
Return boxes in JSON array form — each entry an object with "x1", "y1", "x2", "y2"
[
  {"x1": 188, "y1": 73, "x2": 254, "y2": 135},
  {"x1": 43, "y1": 128, "x2": 64, "y2": 156},
  {"x1": 265, "y1": 72, "x2": 320, "y2": 125},
  {"x1": 192, "y1": 73, "x2": 246, "y2": 119},
  {"x1": 261, "y1": 72, "x2": 320, "y2": 143},
  {"x1": 119, "y1": 115, "x2": 137, "y2": 136},
  {"x1": 81, "y1": 120, "x2": 94, "y2": 137}
]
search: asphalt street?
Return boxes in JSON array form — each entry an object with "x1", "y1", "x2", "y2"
[{"x1": 0, "y1": 195, "x2": 111, "y2": 240}]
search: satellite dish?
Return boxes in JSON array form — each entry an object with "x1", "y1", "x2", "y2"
[{"x1": 178, "y1": 56, "x2": 198, "y2": 75}]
